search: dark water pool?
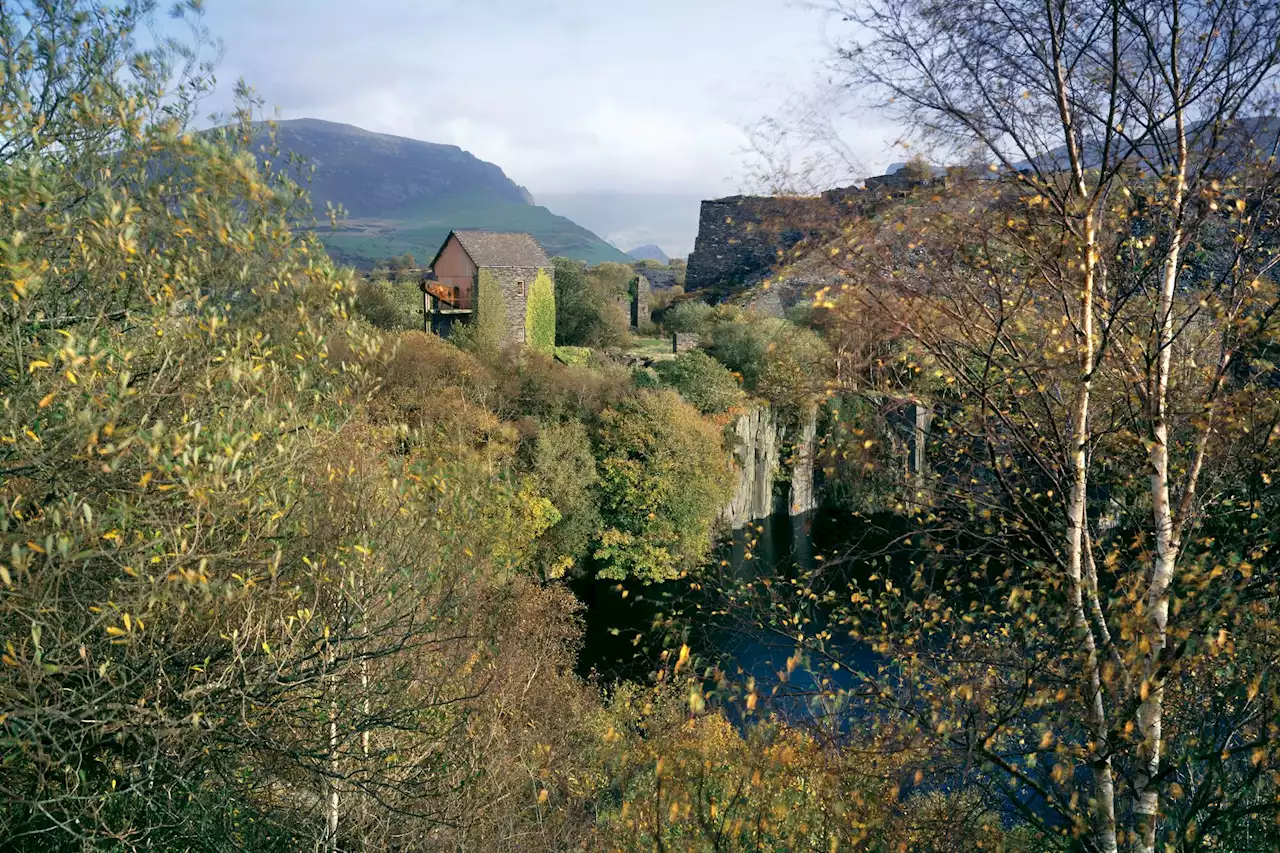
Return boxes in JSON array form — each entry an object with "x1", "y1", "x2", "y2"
[{"x1": 573, "y1": 509, "x2": 917, "y2": 715}]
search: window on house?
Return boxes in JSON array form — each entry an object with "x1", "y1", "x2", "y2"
[{"x1": 516, "y1": 280, "x2": 526, "y2": 297}]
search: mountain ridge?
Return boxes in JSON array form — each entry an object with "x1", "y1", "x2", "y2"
[{"x1": 250, "y1": 118, "x2": 628, "y2": 266}]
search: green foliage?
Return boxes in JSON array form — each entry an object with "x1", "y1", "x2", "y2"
[
  {"x1": 527, "y1": 422, "x2": 601, "y2": 578},
  {"x1": 592, "y1": 391, "x2": 734, "y2": 582},
  {"x1": 525, "y1": 267, "x2": 556, "y2": 351},
  {"x1": 631, "y1": 366, "x2": 662, "y2": 389},
  {"x1": 701, "y1": 308, "x2": 832, "y2": 412},
  {"x1": 0, "y1": 5, "x2": 605, "y2": 847},
  {"x1": 476, "y1": 266, "x2": 506, "y2": 351},
  {"x1": 653, "y1": 350, "x2": 744, "y2": 414},
  {"x1": 661, "y1": 299, "x2": 715, "y2": 334},
  {"x1": 552, "y1": 345, "x2": 592, "y2": 366},
  {"x1": 374, "y1": 252, "x2": 420, "y2": 282},
  {"x1": 553, "y1": 256, "x2": 627, "y2": 348},
  {"x1": 354, "y1": 278, "x2": 422, "y2": 330},
  {"x1": 591, "y1": 261, "x2": 636, "y2": 297}
]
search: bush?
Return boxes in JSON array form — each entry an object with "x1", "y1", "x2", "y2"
[
  {"x1": 554, "y1": 256, "x2": 628, "y2": 348},
  {"x1": 704, "y1": 310, "x2": 832, "y2": 410},
  {"x1": 553, "y1": 345, "x2": 593, "y2": 366},
  {"x1": 354, "y1": 279, "x2": 422, "y2": 330},
  {"x1": 661, "y1": 299, "x2": 715, "y2": 334},
  {"x1": 631, "y1": 366, "x2": 662, "y2": 389},
  {"x1": 526, "y1": 421, "x2": 601, "y2": 578},
  {"x1": 653, "y1": 350, "x2": 744, "y2": 414},
  {"x1": 591, "y1": 390, "x2": 734, "y2": 582}
]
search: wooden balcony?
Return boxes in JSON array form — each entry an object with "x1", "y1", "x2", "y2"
[{"x1": 423, "y1": 281, "x2": 474, "y2": 312}]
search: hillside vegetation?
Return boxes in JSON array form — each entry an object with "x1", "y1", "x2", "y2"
[
  {"x1": 8, "y1": 2, "x2": 1280, "y2": 853},
  {"x1": 254, "y1": 119, "x2": 630, "y2": 266}
]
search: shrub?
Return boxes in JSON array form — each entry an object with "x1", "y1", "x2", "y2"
[
  {"x1": 704, "y1": 310, "x2": 832, "y2": 411},
  {"x1": 631, "y1": 366, "x2": 662, "y2": 389},
  {"x1": 661, "y1": 299, "x2": 715, "y2": 334},
  {"x1": 526, "y1": 268, "x2": 556, "y2": 351},
  {"x1": 554, "y1": 256, "x2": 627, "y2": 348},
  {"x1": 553, "y1": 345, "x2": 593, "y2": 366},
  {"x1": 591, "y1": 390, "x2": 734, "y2": 582},
  {"x1": 527, "y1": 421, "x2": 601, "y2": 578},
  {"x1": 354, "y1": 279, "x2": 422, "y2": 330},
  {"x1": 653, "y1": 350, "x2": 744, "y2": 414}
]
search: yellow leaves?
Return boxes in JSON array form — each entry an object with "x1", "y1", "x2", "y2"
[
  {"x1": 537, "y1": 788, "x2": 549, "y2": 804},
  {"x1": 675, "y1": 644, "x2": 690, "y2": 673},
  {"x1": 27, "y1": 359, "x2": 51, "y2": 372}
]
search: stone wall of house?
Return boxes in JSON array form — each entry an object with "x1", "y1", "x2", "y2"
[{"x1": 478, "y1": 265, "x2": 551, "y2": 348}]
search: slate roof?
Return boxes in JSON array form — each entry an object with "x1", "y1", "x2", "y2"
[{"x1": 437, "y1": 230, "x2": 551, "y2": 270}]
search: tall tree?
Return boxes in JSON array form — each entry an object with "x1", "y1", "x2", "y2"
[{"x1": 738, "y1": 1, "x2": 1280, "y2": 849}]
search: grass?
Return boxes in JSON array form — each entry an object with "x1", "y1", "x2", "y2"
[{"x1": 624, "y1": 336, "x2": 677, "y2": 361}]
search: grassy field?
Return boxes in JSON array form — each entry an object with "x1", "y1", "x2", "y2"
[
  {"x1": 318, "y1": 194, "x2": 631, "y2": 268},
  {"x1": 624, "y1": 336, "x2": 677, "y2": 361}
]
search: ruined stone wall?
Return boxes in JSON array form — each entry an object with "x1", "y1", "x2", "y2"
[
  {"x1": 632, "y1": 274, "x2": 651, "y2": 328},
  {"x1": 672, "y1": 332, "x2": 701, "y2": 354},
  {"x1": 684, "y1": 182, "x2": 918, "y2": 293},
  {"x1": 722, "y1": 405, "x2": 782, "y2": 529},
  {"x1": 787, "y1": 407, "x2": 818, "y2": 516},
  {"x1": 685, "y1": 196, "x2": 820, "y2": 291}
]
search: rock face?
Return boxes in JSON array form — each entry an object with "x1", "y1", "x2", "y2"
[
  {"x1": 788, "y1": 407, "x2": 819, "y2": 516},
  {"x1": 722, "y1": 405, "x2": 781, "y2": 529},
  {"x1": 721, "y1": 404, "x2": 819, "y2": 529}
]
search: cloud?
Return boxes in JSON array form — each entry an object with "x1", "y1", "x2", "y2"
[{"x1": 193, "y1": 0, "x2": 891, "y2": 195}]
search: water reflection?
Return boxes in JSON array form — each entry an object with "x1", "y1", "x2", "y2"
[{"x1": 574, "y1": 509, "x2": 913, "y2": 718}]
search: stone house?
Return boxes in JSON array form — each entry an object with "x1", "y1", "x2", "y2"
[{"x1": 422, "y1": 230, "x2": 556, "y2": 350}]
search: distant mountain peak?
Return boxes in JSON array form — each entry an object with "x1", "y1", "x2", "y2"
[{"x1": 627, "y1": 244, "x2": 670, "y2": 263}]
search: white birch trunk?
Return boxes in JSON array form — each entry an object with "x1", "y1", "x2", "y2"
[{"x1": 1134, "y1": 81, "x2": 1189, "y2": 853}]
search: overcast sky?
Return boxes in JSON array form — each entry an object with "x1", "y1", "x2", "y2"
[{"x1": 195, "y1": 0, "x2": 901, "y2": 198}]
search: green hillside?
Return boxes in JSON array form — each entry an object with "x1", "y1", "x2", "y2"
[
  {"x1": 255, "y1": 119, "x2": 629, "y2": 267},
  {"x1": 320, "y1": 191, "x2": 632, "y2": 267}
]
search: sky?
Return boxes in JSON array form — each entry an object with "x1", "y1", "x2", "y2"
[{"x1": 193, "y1": 0, "x2": 902, "y2": 200}]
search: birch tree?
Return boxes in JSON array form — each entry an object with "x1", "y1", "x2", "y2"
[{"x1": 720, "y1": 1, "x2": 1280, "y2": 849}]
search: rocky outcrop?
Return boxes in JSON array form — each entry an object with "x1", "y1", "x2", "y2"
[
  {"x1": 788, "y1": 407, "x2": 818, "y2": 516},
  {"x1": 722, "y1": 404, "x2": 819, "y2": 529},
  {"x1": 722, "y1": 405, "x2": 781, "y2": 529}
]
